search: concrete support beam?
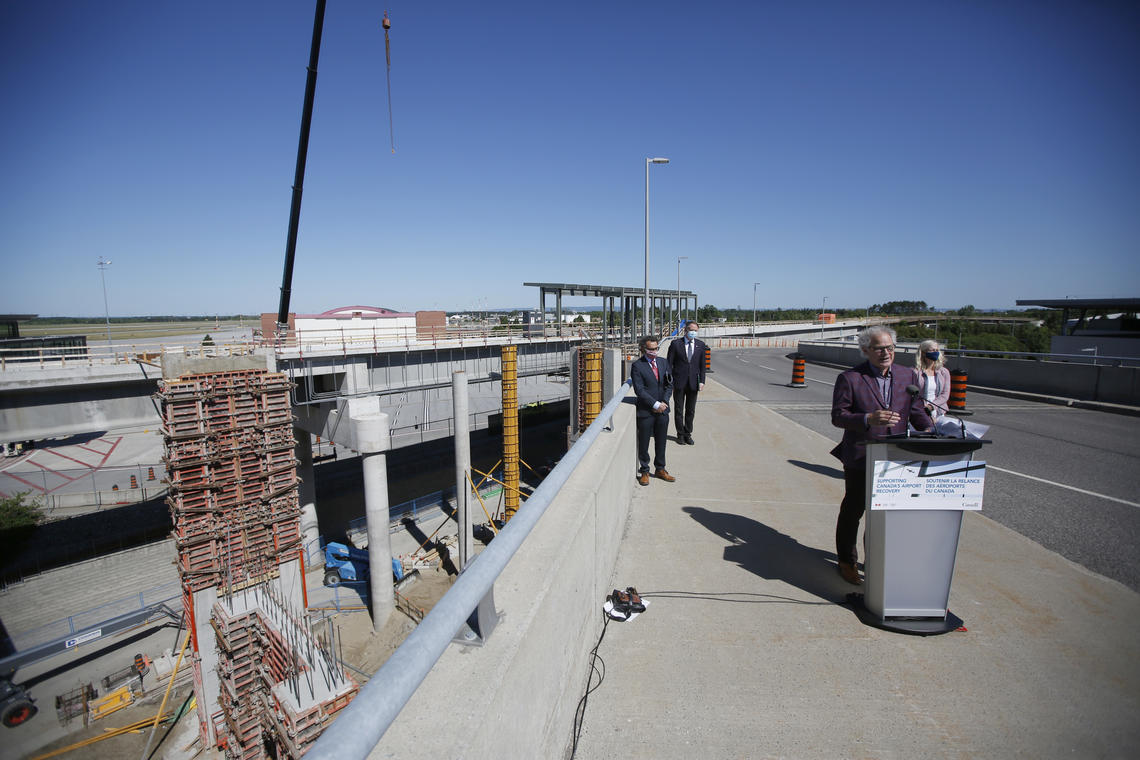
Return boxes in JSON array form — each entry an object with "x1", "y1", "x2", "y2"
[
  {"x1": 453, "y1": 371, "x2": 473, "y2": 569},
  {"x1": 348, "y1": 397, "x2": 394, "y2": 632},
  {"x1": 295, "y1": 428, "x2": 320, "y2": 566}
]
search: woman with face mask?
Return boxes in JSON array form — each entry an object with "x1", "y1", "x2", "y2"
[{"x1": 913, "y1": 339, "x2": 951, "y2": 418}]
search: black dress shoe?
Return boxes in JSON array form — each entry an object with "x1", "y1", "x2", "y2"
[
  {"x1": 684, "y1": 435, "x2": 695, "y2": 445},
  {"x1": 676, "y1": 436, "x2": 687, "y2": 445}
]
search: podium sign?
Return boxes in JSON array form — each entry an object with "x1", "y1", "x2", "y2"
[
  {"x1": 860, "y1": 438, "x2": 988, "y2": 635},
  {"x1": 870, "y1": 458, "x2": 986, "y2": 510}
]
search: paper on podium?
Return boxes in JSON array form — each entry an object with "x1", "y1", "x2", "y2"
[{"x1": 933, "y1": 415, "x2": 989, "y2": 439}]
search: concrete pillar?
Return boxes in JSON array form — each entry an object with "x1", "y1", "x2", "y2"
[
  {"x1": 191, "y1": 585, "x2": 220, "y2": 746},
  {"x1": 453, "y1": 371, "x2": 472, "y2": 569},
  {"x1": 294, "y1": 428, "x2": 320, "y2": 566},
  {"x1": 602, "y1": 348, "x2": 623, "y2": 400},
  {"x1": 349, "y1": 404, "x2": 394, "y2": 632},
  {"x1": 276, "y1": 556, "x2": 306, "y2": 613}
]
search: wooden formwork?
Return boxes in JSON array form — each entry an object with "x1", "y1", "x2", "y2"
[
  {"x1": 211, "y1": 594, "x2": 357, "y2": 760},
  {"x1": 266, "y1": 683, "x2": 361, "y2": 757},
  {"x1": 160, "y1": 368, "x2": 301, "y2": 592},
  {"x1": 162, "y1": 368, "x2": 350, "y2": 759}
]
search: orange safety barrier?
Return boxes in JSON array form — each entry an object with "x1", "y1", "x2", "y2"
[
  {"x1": 705, "y1": 346, "x2": 712, "y2": 373},
  {"x1": 789, "y1": 354, "x2": 806, "y2": 388},
  {"x1": 147, "y1": 466, "x2": 156, "y2": 481},
  {"x1": 112, "y1": 484, "x2": 119, "y2": 491},
  {"x1": 130, "y1": 475, "x2": 139, "y2": 489},
  {"x1": 949, "y1": 369, "x2": 968, "y2": 411}
]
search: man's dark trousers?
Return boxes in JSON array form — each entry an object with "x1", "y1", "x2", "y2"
[
  {"x1": 637, "y1": 411, "x2": 669, "y2": 473},
  {"x1": 672, "y1": 385, "x2": 698, "y2": 440},
  {"x1": 837, "y1": 465, "x2": 867, "y2": 566},
  {"x1": 667, "y1": 337, "x2": 706, "y2": 440}
]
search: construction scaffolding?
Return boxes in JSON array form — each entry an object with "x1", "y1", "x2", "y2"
[
  {"x1": 160, "y1": 370, "x2": 302, "y2": 593},
  {"x1": 158, "y1": 368, "x2": 355, "y2": 758}
]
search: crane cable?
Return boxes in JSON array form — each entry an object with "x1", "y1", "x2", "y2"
[{"x1": 383, "y1": 11, "x2": 395, "y2": 153}]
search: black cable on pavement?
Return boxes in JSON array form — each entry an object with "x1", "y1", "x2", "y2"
[{"x1": 569, "y1": 609, "x2": 611, "y2": 760}]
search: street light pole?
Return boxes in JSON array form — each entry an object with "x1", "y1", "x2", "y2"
[
  {"x1": 753, "y1": 282, "x2": 761, "y2": 338},
  {"x1": 97, "y1": 257, "x2": 113, "y2": 346},
  {"x1": 644, "y1": 157, "x2": 670, "y2": 337},
  {"x1": 820, "y1": 296, "x2": 828, "y2": 338},
  {"x1": 676, "y1": 256, "x2": 688, "y2": 332}
]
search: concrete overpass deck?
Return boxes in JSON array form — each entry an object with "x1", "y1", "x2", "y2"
[
  {"x1": 563, "y1": 380, "x2": 1139, "y2": 759},
  {"x1": 372, "y1": 377, "x2": 1139, "y2": 759}
]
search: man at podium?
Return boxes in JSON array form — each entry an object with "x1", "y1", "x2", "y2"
[{"x1": 830, "y1": 326, "x2": 932, "y2": 585}]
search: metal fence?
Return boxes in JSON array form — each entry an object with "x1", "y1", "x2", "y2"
[{"x1": 8, "y1": 581, "x2": 182, "y2": 652}]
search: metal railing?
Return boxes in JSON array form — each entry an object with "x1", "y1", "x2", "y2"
[
  {"x1": 305, "y1": 379, "x2": 632, "y2": 760},
  {"x1": 0, "y1": 320, "x2": 871, "y2": 371},
  {"x1": 800, "y1": 339, "x2": 1140, "y2": 366}
]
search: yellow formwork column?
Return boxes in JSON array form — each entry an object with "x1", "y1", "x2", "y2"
[
  {"x1": 583, "y1": 349, "x2": 603, "y2": 429},
  {"x1": 501, "y1": 345, "x2": 520, "y2": 520}
]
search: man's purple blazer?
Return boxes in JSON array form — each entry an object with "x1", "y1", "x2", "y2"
[{"x1": 830, "y1": 361, "x2": 933, "y2": 469}]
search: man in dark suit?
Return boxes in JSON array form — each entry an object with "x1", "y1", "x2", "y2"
[
  {"x1": 630, "y1": 335, "x2": 674, "y2": 486},
  {"x1": 830, "y1": 326, "x2": 932, "y2": 585},
  {"x1": 666, "y1": 320, "x2": 707, "y2": 445}
]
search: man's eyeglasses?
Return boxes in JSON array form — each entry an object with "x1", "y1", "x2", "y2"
[{"x1": 870, "y1": 345, "x2": 895, "y2": 354}]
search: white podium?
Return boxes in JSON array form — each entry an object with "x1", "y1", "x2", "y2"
[{"x1": 853, "y1": 437, "x2": 988, "y2": 635}]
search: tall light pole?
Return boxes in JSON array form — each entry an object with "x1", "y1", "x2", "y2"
[
  {"x1": 820, "y1": 296, "x2": 828, "y2": 338},
  {"x1": 753, "y1": 282, "x2": 762, "y2": 337},
  {"x1": 644, "y1": 156, "x2": 670, "y2": 337},
  {"x1": 676, "y1": 255, "x2": 688, "y2": 330},
  {"x1": 97, "y1": 257, "x2": 113, "y2": 346}
]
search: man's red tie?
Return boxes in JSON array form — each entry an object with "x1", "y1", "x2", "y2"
[{"x1": 651, "y1": 359, "x2": 658, "y2": 380}]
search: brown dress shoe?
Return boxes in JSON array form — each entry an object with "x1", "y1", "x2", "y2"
[
  {"x1": 638, "y1": 472, "x2": 650, "y2": 486},
  {"x1": 838, "y1": 562, "x2": 863, "y2": 585},
  {"x1": 654, "y1": 468, "x2": 675, "y2": 482}
]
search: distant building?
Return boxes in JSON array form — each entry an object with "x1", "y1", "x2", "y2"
[
  {"x1": 261, "y1": 306, "x2": 446, "y2": 343},
  {"x1": 1016, "y1": 298, "x2": 1140, "y2": 361}
]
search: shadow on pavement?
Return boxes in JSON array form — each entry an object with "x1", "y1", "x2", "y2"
[
  {"x1": 787, "y1": 459, "x2": 844, "y2": 479},
  {"x1": 682, "y1": 505, "x2": 848, "y2": 604}
]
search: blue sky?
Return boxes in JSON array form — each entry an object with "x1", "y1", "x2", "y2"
[{"x1": 2, "y1": 1, "x2": 1137, "y2": 317}]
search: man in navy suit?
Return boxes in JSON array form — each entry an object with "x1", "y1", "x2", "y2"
[
  {"x1": 666, "y1": 320, "x2": 707, "y2": 445},
  {"x1": 830, "y1": 325, "x2": 933, "y2": 585},
  {"x1": 630, "y1": 335, "x2": 674, "y2": 486}
]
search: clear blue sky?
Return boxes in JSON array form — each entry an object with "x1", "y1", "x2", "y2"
[{"x1": 2, "y1": 1, "x2": 1137, "y2": 317}]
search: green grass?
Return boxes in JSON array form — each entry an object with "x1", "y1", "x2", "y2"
[{"x1": 19, "y1": 319, "x2": 254, "y2": 342}]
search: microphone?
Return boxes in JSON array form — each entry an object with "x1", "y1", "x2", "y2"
[{"x1": 906, "y1": 384, "x2": 966, "y2": 438}]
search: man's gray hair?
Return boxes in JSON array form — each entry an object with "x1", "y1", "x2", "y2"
[{"x1": 857, "y1": 325, "x2": 897, "y2": 350}]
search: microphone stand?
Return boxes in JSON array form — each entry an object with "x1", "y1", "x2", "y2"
[{"x1": 906, "y1": 384, "x2": 967, "y2": 439}]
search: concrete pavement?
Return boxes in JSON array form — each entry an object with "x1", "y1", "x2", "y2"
[{"x1": 570, "y1": 379, "x2": 1140, "y2": 759}]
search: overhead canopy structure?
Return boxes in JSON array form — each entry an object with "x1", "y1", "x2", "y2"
[
  {"x1": 0, "y1": 315, "x2": 36, "y2": 340},
  {"x1": 1016, "y1": 298, "x2": 1140, "y2": 335},
  {"x1": 523, "y1": 282, "x2": 698, "y2": 344}
]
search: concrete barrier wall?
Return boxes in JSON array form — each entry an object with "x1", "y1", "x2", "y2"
[
  {"x1": 796, "y1": 342, "x2": 1140, "y2": 404},
  {"x1": 375, "y1": 392, "x2": 637, "y2": 758}
]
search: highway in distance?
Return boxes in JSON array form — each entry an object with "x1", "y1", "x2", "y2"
[{"x1": 708, "y1": 347, "x2": 1140, "y2": 593}]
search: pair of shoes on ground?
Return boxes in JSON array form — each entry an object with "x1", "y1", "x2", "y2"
[
  {"x1": 676, "y1": 434, "x2": 695, "y2": 445},
  {"x1": 837, "y1": 561, "x2": 863, "y2": 586},
  {"x1": 610, "y1": 586, "x2": 646, "y2": 617},
  {"x1": 637, "y1": 468, "x2": 675, "y2": 485}
]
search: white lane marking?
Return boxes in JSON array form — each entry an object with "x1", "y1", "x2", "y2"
[
  {"x1": 987, "y1": 465, "x2": 1140, "y2": 509},
  {"x1": 756, "y1": 364, "x2": 834, "y2": 385}
]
